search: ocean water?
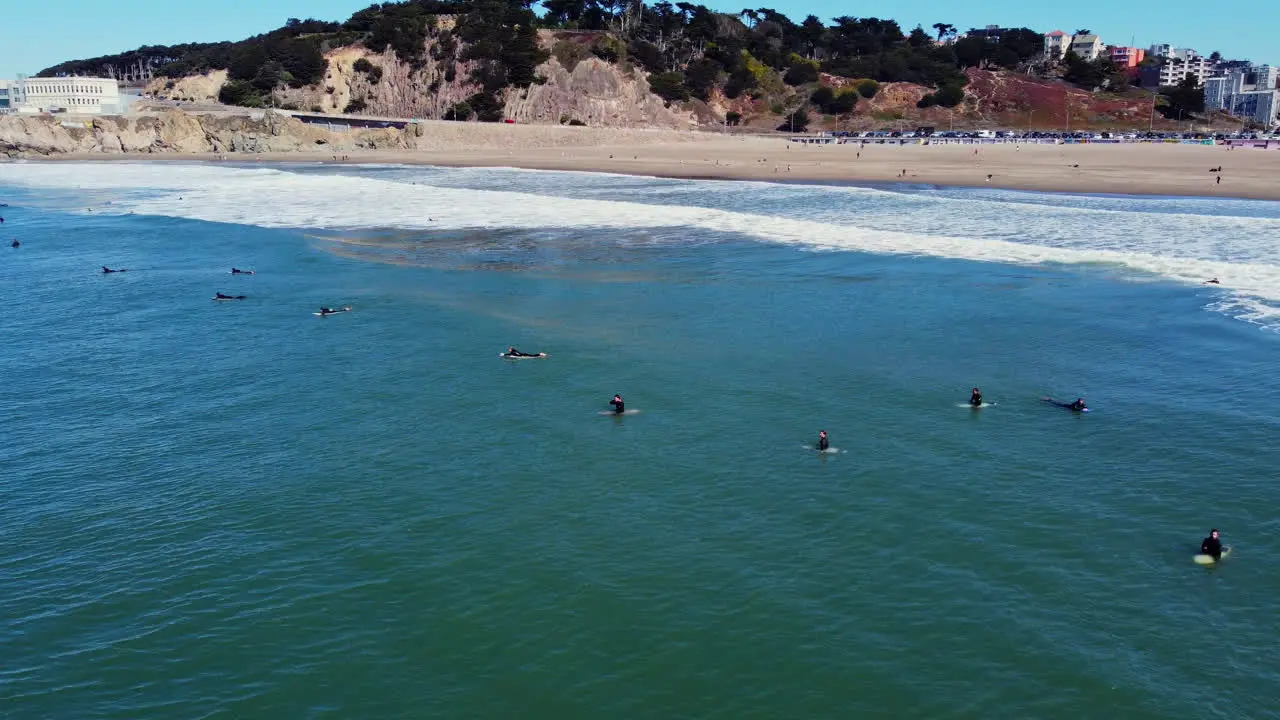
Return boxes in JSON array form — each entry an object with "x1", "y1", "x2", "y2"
[{"x1": 2, "y1": 162, "x2": 1278, "y2": 719}]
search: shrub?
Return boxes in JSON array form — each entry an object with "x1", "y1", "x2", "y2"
[
  {"x1": 857, "y1": 80, "x2": 880, "y2": 99},
  {"x1": 828, "y1": 90, "x2": 859, "y2": 114},
  {"x1": 467, "y1": 91, "x2": 504, "y2": 122},
  {"x1": 310, "y1": 105, "x2": 323, "y2": 112},
  {"x1": 218, "y1": 79, "x2": 262, "y2": 107},
  {"x1": 810, "y1": 86, "x2": 834, "y2": 107},
  {"x1": 353, "y1": 58, "x2": 374, "y2": 73},
  {"x1": 932, "y1": 83, "x2": 965, "y2": 107},
  {"x1": 777, "y1": 107, "x2": 809, "y2": 132},
  {"x1": 552, "y1": 40, "x2": 588, "y2": 71},
  {"x1": 725, "y1": 111, "x2": 742, "y2": 126},
  {"x1": 568, "y1": 118, "x2": 586, "y2": 126},
  {"x1": 343, "y1": 98, "x2": 367, "y2": 114},
  {"x1": 648, "y1": 71, "x2": 690, "y2": 102},
  {"x1": 444, "y1": 101, "x2": 472, "y2": 121},
  {"x1": 591, "y1": 36, "x2": 624, "y2": 63},
  {"x1": 783, "y1": 62, "x2": 819, "y2": 86}
]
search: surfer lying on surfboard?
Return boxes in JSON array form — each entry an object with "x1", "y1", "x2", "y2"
[
  {"x1": 214, "y1": 292, "x2": 247, "y2": 300},
  {"x1": 102, "y1": 266, "x2": 128, "y2": 273},
  {"x1": 231, "y1": 268, "x2": 255, "y2": 275},
  {"x1": 1044, "y1": 397, "x2": 1087, "y2": 412},
  {"x1": 503, "y1": 346, "x2": 544, "y2": 358},
  {"x1": 317, "y1": 306, "x2": 352, "y2": 316}
]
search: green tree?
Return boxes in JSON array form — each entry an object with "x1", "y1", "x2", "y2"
[
  {"x1": 1159, "y1": 73, "x2": 1205, "y2": 118},
  {"x1": 777, "y1": 106, "x2": 809, "y2": 132},
  {"x1": 783, "y1": 61, "x2": 819, "y2": 85}
]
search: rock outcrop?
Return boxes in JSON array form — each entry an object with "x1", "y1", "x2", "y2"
[
  {"x1": 0, "y1": 108, "x2": 704, "y2": 158},
  {"x1": 143, "y1": 70, "x2": 229, "y2": 103}
]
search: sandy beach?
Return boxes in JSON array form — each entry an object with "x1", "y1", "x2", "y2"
[{"x1": 32, "y1": 128, "x2": 1280, "y2": 201}]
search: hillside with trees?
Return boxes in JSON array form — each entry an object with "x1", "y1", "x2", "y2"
[{"x1": 38, "y1": 0, "x2": 1211, "y2": 131}]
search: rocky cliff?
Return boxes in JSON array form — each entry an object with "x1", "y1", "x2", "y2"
[
  {"x1": 0, "y1": 108, "x2": 701, "y2": 158},
  {"x1": 143, "y1": 31, "x2": 693, "y2": 130}
]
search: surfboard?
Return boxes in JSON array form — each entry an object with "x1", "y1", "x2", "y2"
[
  {"x1": 957, "y1": 402, "x2": 997, "y2": 408},
  {"x1": 598, "y1": 409, "x2": 641, "y2": 415},
  {"x1": 312, "y1": 310, "x2": 350, "y2": 316},
  {"x1": 500, "y1": 353, "x2": 547, "y2": 359},
  {"x1": 802, "y1": 444, "x2": 843, "y2": 454},
  {"x1": 213, "y1": 297, "x2": 245, "y2": 301},
  {"x1": 1194, "y1": 546, "x2": 1231, "y2": 565}
]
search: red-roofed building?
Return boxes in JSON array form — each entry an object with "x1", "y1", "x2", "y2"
[{"x1": 1044, "y1": 30, "x2": 1070, "y2": 61}]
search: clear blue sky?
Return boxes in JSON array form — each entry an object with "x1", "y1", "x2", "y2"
[{"x1": 2, "y1": 0, "x2": 1274, "y2": 79}]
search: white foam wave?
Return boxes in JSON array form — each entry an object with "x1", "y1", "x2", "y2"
[{"x1": 3, "y1": 162, "x2": 1279, "y2": 329}]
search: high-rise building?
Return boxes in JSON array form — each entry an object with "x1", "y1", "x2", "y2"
[{"x1": 1205, "y1": 65, "x2": 1280, "y2": 126}]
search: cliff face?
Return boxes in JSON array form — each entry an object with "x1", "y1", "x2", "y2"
[
  {"x1": 139, "y1": 31, "x2": 693, "y2": 129},
  {"x1": 0, "y1": 109, "x2": 701, "y2": 158}
]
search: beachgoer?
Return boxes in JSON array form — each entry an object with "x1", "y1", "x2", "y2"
[
  {"x1": 609, "y1": 394, "x2": 625, "y2": 414},
  {"x1": 1200, "y1": 529, "x2": 1223, "y2": 561},
  {"x1": 818, "y1": 430, "x2": 829, "y2": 451},
  {"x1": 970, "y1": 388, "x2": 983, "y2": 406}
]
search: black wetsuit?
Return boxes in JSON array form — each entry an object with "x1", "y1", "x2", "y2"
[
  {"x1": 818, "y1": 435, "x2": 829, "y2": 451},
  {"x1": 1047, "y1": 398, "x2": 1086, "y2": 411},
  {"x1": 507, "y1": 349, "x2": 537, "y2": 357},
  {"x1": 1201, "y1": 536, "x2": 1222, "y2": 561},
  {"x1": 970, "y1": 392, "x2": 983, "y2": 406},
  {"x1": 610, "y1": 397, "x2": 625, "y2": 414},
  {"x1": 217, "y1": 293, "x2": 246, "y2": 300}
]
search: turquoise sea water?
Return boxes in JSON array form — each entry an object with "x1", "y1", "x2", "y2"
[{"x1": 2, "y1": 162, "x2": 1279, "y2": 719}]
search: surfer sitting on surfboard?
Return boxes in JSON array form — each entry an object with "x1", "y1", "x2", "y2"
[
  {"x1": 969, "y1": 388, "x2": 983, "y2": 407},
  {"x1": 818, "y1": 431, "x2": 829, "y2": 451},
  {"x1": 1201, "y1": 529, "x2": 1223, "y2": 562},
  {"x1": 609, "y1": 394, "x2": 625, "y2": 415},
  {"x1": 504, "y1": 346, "x2": 541, "y2": 358}
]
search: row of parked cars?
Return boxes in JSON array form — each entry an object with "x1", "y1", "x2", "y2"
[{"x1": 823, "y1": 129, "x2": 1276, "y2": 141}]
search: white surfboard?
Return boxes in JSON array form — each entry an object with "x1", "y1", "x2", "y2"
[
  {"x1": 957, "y1": 402, "x2": 997, "y2": 408},
  {"x1": 599, "y1": 409, "x2": 641, "y2": 415},
  {"x1": 1194, "y1": 546, "x2": 1231, "y2": 565},
  {"x1": 500, "y1": 353, "x2": 547, "y2": 359}
]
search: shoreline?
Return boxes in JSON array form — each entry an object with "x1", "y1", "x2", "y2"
[{"x1": 11, "y1": 137, "x2": 1280, "y2": 201}]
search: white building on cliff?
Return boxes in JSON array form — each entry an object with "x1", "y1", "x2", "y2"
[{"x1": 3, "y1": 76, "x2": 123, "y2": 114}]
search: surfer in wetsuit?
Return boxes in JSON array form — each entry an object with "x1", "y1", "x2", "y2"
[
  {"x1": 1046, "y1": 397, "x2": 1087, "y2": 412},
  {"x1": 609, "y1": 394, "x2": 625, "y2": 414},
  {"x1": 216, "y1": 292, "x2": 246, "y2": 300},
  {"x1": 1200, "y1": 528, "x2": 1222, "y2": 561},
  {"x1": 102, "y1": 266, "x2": 127, "y2": 273},
  {"x1": 818, "y1": 430, "x2": 829, "y2": 451},
  {"x1": 506, "y1": 346, "x2": 539, "y2": 357},
  {"x1": 10, "y1": 240, "x2": 18, "y2": 248},
  {"x1": 231, "y1": 268, "x2": 254, "y2": 275},
  {"x1": 969, "y1": 387, "x2": 983, "y2": 406}
]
